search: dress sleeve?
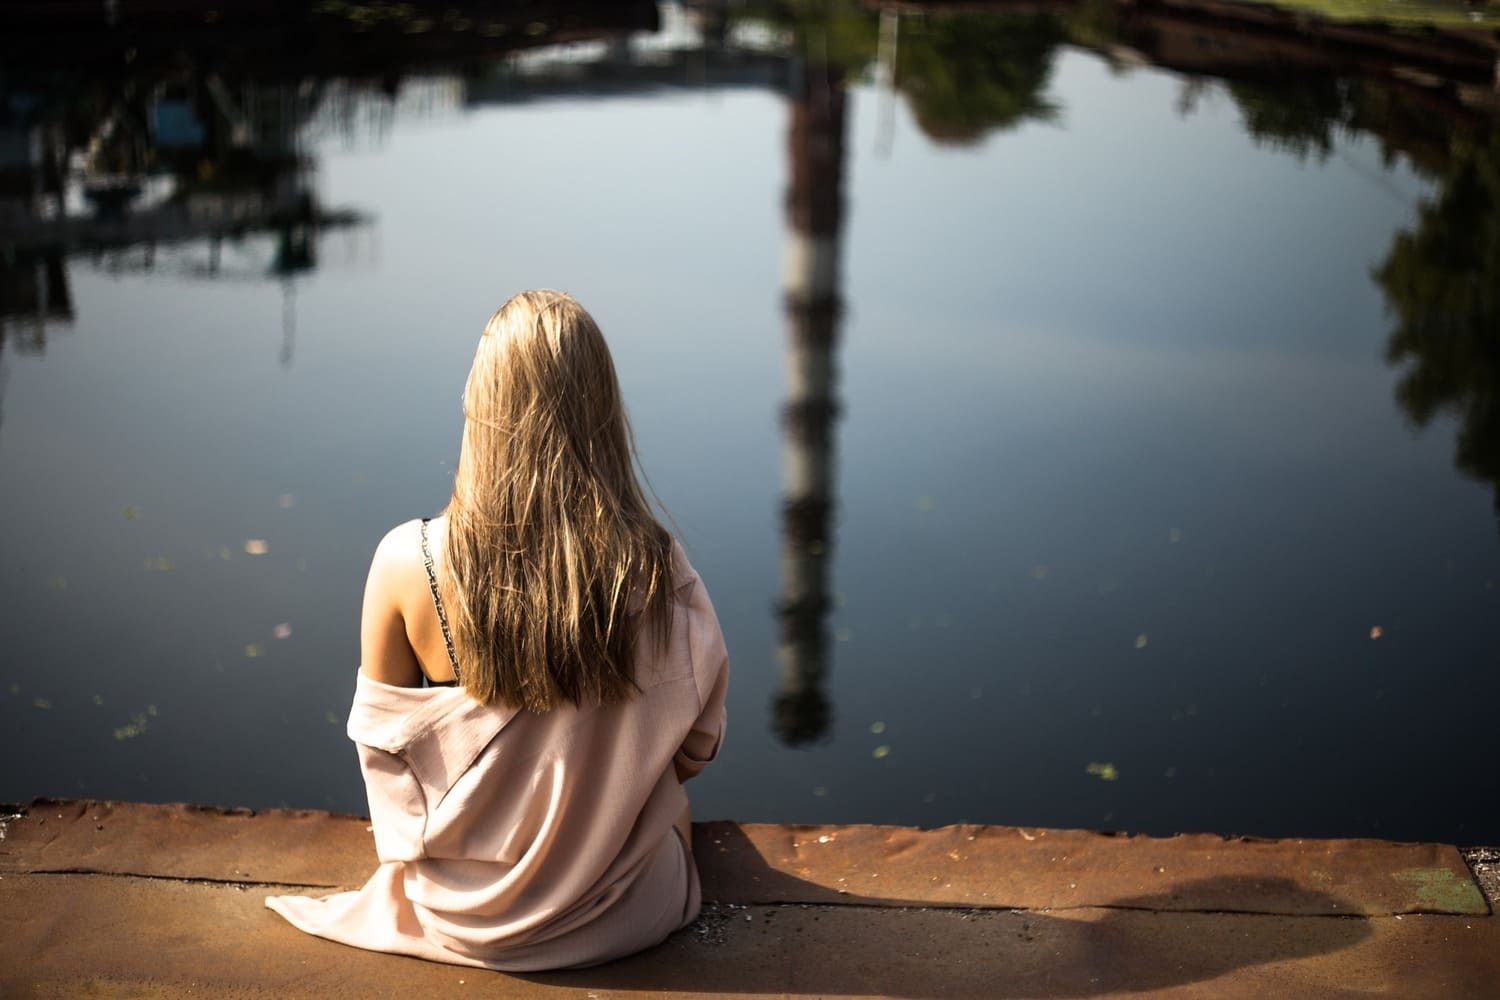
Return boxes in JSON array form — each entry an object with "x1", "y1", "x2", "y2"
[{"x1": 673, "y1": 577, "x2": 729, "y2": 779}]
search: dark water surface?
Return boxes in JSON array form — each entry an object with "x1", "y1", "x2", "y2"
[{"x1": 3, "y1": 1, "x2": 1498, "y2": 844}]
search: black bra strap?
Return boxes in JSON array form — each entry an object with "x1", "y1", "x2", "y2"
[{"x1": 419, "y1": 518, "x2": 461, "y2": 682}]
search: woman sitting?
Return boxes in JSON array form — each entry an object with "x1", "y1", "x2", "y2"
[{"x1": 267, "y1": 290, "x2": 730, "y2": 971}]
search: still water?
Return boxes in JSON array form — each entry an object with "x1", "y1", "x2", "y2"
[{"x1": 2, "y1": 1, "x2": 1497, "y2": 844}]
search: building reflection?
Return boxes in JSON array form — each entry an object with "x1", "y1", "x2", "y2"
[
  {"x1": 0, "y1": 1, "x2": 664, "y2": 359},
  {"x1": 0, "y1": 113, "x2": 74, "y2": 354}
]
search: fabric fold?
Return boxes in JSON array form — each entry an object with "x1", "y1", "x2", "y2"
[{"x1": 267, "y1": 541, "x2": 729, "y2": 971}]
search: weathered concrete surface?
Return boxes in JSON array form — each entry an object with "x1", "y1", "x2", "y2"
[{"x1": 1, "y1": 799, "x2": 1497, "y2": 999}]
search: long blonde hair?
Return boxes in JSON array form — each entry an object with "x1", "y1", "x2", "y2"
[{"x1": 443, "y1": 290, "x2": 674, "y2": 710}]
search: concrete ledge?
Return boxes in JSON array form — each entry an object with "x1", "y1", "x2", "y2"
[
  {"x1": 695, "y1": 820, "x2": 1490, "y2": 916},
  {"x1": 2, "y1": 799, "x2": 1497, "y2": 998},
  {"x1": 5, "y1": 798, "x2": 1488, "y2": 916}
]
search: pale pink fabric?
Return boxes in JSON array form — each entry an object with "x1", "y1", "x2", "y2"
[{"x1": 266, "y1": 544, "x2": 728, "y2": 971}]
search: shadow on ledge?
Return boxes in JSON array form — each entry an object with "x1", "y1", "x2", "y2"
[{"x1": 514, "y1": 823, "x2": 1376, "y2": 999}]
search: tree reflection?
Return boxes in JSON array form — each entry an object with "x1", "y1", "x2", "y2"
[
  {"x1": 891, "y1": 12, "x2": 1063, "y2": 144},
  {"x1": 1375, "y1": 125, "x2": 1500, "y2": 516},
  {"x1": 745, "y1": 2, "x2": 1063, "y2": 144},
  {"x1": 1175, "y1": 65, "x2": 1500, "y2": 518},
  {"x1": 1225, "y1": 78, "x2": 1350, "y2": 161}
]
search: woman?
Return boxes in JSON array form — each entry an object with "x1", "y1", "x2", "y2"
[{"x1": 266, "y1": 290, "x2": 730, "y2": 970}]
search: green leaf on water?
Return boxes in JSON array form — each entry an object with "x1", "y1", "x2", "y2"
[
  {"x1": 114, "y1": 711, "x2": 150, "y2": 740},
  {"x1": 32, "y1": 697, "x2": 52, "y2": 710},
  {"x1": 123, "y1": 505, "x2": 139, "y2": 521},
  {"x1": 1086, "y1": 762, "x2": 1119, "y2": 781},
  {"x1": 872, "y1": 745, "x2": 891, "y2": 760}
]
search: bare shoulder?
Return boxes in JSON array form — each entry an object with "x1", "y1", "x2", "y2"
[
  {"x1": 360, "y1": 519, "x2": 428, "y2": 686},
  {"x1": 370, "y1": 519, "x2": 426, "y2": 575}
]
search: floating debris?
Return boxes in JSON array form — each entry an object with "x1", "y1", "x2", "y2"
[
  {"x1": 1086, "y1": 762, "x2": 1119, "y2": 781},
  {"x1": 1168, "y1": 528, "x2": 1182, "y2": 543},
  {"x1": 1032, "y1": 565, "x2": 1049, "y2": 580},
  {"x1": 870, "y1": 721, "x2": 886, "y2": 735},
  {"x1": 219, "y1": 546, "x2": 232, "y2": 561},
  {"x1": 146, "y1": 704, "x2": 158, "y2": 717},
  {"x1": 145, "y1": 557, "x2": 175, "y2": 571},
  {"x1": 277, "y1": 494, "x2": 296, "y2": 509},
  {"x1": 114, "y1": 711, "x2": 150, "y2": 741},
  {"x1": 123, "y1": 505, "x2": 139, "y2": 521},
  {"x1": 812, "y1": 786, "x2": 827, "y2": 797},
  {"x1": 325, "y1": 711, "x2": 339, "y2": 725},
  {"x1": 245, "y1": 643, "x2": 265, "y2": 658},
  {"x1": 1134, "y1": 634, "x2": 1149, "y2": 649},
  {"x1": 244, "y1": 540, "x2": 269, "y2": 555},
  {"x1": 273, "y1": 623, "x2": 293, "y2": 640},
  {"x1": 46, "y1": 577, "x2": 67, "y2": 591},
  {"x1": 32, "y1": 697, "x2": 52, "y2": 710},
  {"x1": 872, "y1": 745, "x2": 891, "y2": 760},
  {"x1": 92, "y1": 694, "x2": 104, "y2": 706},
  {"x1": 1370, "y1": 626, "x2": 1383, "y2": 640},
  {"x1": 914, "y1": 496, "x2": 936, "y2": 512}
]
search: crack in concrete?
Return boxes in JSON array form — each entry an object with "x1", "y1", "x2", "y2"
[{"x1": 27, "y1": 868, "x2": 340, "y2": 890}]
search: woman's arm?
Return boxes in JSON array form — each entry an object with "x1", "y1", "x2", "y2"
[{"x1": 358, "y1": 523, "x2": 425, "y2": 687}]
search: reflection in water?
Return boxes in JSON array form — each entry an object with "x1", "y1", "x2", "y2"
[
  {"x1": 775, "y1": 55, "x2": 847, "y2": 746},
  {"x1": 0, "y1": 66, "x2": 357, "y2": 370},
  {"x1": 884, "y1": 9, "x2": 1064, "y2": 143},
  {"x1": 764, "y1": 3, "x2": 1069, "y2": 746},
  {"x1": 0, "y1": 254, "x2": 73, "y2": 352},
  {"x1": 0, "y1": 2, "x2": 669, "y2": 362},
  {"x1": 1377, "y1": 125, "x2": 1500, "y2": 517},
  {"x1": 1, "y1": 0, "x2": 1498, "y2": 836}
]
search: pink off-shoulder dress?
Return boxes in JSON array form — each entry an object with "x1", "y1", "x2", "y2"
[{"x1": 266, "y1": 543, "x2": 729, "y2": 971}]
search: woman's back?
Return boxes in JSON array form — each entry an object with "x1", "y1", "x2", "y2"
[
  {"x1": 267, "y1": 538, "x2": 727, "y2": 970},
  {"x1": 265, "y1": 291, "x2": 729, "y2": 970}
]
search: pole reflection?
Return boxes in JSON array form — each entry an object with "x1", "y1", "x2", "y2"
[{"x1": 774, "y1": 53, "x2": 847, "y2": 746}]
